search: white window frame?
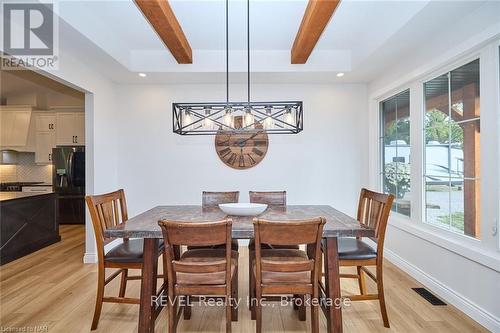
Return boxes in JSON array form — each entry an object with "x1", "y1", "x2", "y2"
[
  {"x1": 420, "y1": 55, "x2": 481, "y2": 238},
  {"x1": 378, "y1": 89, "x2": 412, "y2": 218},
  {"x1": 369, "y1": 37, "x2": 500, "y2": 271}
]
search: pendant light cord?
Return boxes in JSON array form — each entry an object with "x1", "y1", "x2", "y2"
[
  {"x1": 226, "y1": 0, "x2": 229, "y2": 105},
  {"x1": 247, "y1": 0, "x2": 250, "y2": 105}
]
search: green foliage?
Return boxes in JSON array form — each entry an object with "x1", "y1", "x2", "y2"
[
  {"x1": 384, "y1": 119, "x2": 410, "y2": 145},
  {"x1": 437, "y1": 212, "x2": 464, "y2": 231},
  {"x1": 425, "y1": 110, "x2": 463, "y2": 144}
]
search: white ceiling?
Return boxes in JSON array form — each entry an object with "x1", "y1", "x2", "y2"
[{"x1": 54, "y1": 0, "x2": 499, "y2": 84}]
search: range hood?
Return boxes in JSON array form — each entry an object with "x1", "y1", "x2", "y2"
[{"x1": 0, "y1": 150, "x2": 19, "y2": 164}]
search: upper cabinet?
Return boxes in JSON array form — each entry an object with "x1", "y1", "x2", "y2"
[
  {"x1": 0, "y1": 106, "x2": 32, "y2": 147},
  {"x1": 34, "y1": 113, "x2": 56, "y2": 164},
  {"x1": 56, "y1": 112, "x2": 85, "y2": 145}
]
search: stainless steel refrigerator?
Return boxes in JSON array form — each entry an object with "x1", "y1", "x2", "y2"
[{"x1": 52, "y1": 146, "x2": 85, "y2": 224}]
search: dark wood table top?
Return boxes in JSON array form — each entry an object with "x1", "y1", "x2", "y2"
[{"x1": 104, "y1": 205, "x2": 374, "y2": 239}]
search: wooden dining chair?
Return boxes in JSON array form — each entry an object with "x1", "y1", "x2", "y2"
[
  {"x1": 247, "y1": 191, "x2": 302, "y2": 318},
  {"x1": 252, "y1": 217, "x2": 325, "y2": 333},
  {"x1": 202, "y1": 191, "x2": 240, "y2": 206},
  {"x1": 331, "y1": 188, "x2": 394, "y2": 328},
  {"x1": 85, "y1": 189, "x2": 166, "y2": 330},
  {"x1": 158, "y1": 218, "x2": 238, "y2": 333},
  {"x1": 194, "y1": 191, "x2": 240, "y2": 251}
]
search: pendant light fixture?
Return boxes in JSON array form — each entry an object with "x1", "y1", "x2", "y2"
[{"x1": 173, "y1": 0, "x2": 303, "y2": 135}]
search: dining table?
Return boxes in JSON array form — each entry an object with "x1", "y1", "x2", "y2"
[{"x1": 104, "y1": 204, "x2": 375, "y2": 333}]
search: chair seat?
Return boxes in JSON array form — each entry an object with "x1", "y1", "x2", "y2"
[
  {"x1": 187, "y1": 239, "x2": 239, "y2": 251},
  {"x1": 176, "y1": 249, "x2": 238, "y2": 285},
  {"x1": 248, "y1": 238, "x2": 299, "y2": 251},
  {"x1": 338, "y1": 238, "x2": 377, "y2": 260},
  {"x1": 253, "y1": 249, "x2": 311, "y2": 284},
  {"x1": 105, "y1": 239, "x2": 164, "y2": 263}
]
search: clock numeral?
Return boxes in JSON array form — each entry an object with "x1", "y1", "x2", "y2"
[
  {"x1": 217, "y1": 139, "x2": 230, "y2": 146},
  {"x1": 239, "y1": 155, "x2": 245, "y2": 167},
  {"x1": 226, "y1": 153, "x2": 237, "y2": 165},
  {"x1": 219, "y1": 147, "x2": 231, "y2": 158},
  {"x1": 252, "y1": 147, "x2": 264, "y2": 157},
  {"x1": 247, "y1": 154, "x2": 256, "y2": 165},
  {"x1": 254, "y1": 140, "x2": 267, "y2": 146}
]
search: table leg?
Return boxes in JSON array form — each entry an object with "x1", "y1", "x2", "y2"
[
  {"x1": 138, "y1": 238, "x2": 159, "y2": 333},
  {"x1": 324, "y1": 237, "x2": 342, "y2": 333}
]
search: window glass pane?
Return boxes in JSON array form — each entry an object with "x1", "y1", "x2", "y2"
[
  {"x1": 425, "y1": 182, "x2": 451, "y2": 228},
  {"x1": 381, "y1": 98, "x2": 397, "y2": 140},
  {"x1": 459, "y1": 119, "x2": 480, "y2": 179},
  {"x1": 423, "y1": 60, "x2": 480, "y2": 238},
  {"x1": 450, "y1": 59, "x2": 480, "y2": 122},
  {"x1": 380, "y1": 89, "x2": 410, "y2": 217}
]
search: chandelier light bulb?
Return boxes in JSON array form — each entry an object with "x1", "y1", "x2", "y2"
[
  {"x1": 263, "y1": 107, "x2": 274, "y2": 129},
  {"x1": 203, "y1": 108, "x2": 213, "y2": 129},
  {"x1": 243, "y1": 107, "x2": 255, "y2": 129},
  {"x1": 223, "y1": 107, "x2": 234, "y2": 129},
  {"x1": 183, "y1": 110, "x2": 194, "y2": 131},
  {"x1": 284, "y1": 107, "x2": 295, "y2": 127}
]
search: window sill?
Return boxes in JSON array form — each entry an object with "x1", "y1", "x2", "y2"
[{"x1": 387, "y1": 215, "x2": 500, "y2": 272}]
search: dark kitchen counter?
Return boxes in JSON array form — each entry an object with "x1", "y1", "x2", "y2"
[
  {"x1": 0, "y1": 192, "x2": 60, "y2": 265},
  {"x1": 0, "y1": 191, "x2": 54, "y2": 202}
]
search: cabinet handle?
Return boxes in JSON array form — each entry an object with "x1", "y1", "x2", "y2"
[
  {"x1": 72, "y1": 136, "x2": 75, "y2": 143},
  {"x1": 75, "y1": 135, "x2": 78, "y2": 143},
  {"x1": 48, "y1": 153, "x2": 51, "y2": 161}
]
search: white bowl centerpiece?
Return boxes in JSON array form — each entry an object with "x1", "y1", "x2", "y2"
[{"x1": 218, "y1": 203, "x2": 268, "y2": 216}]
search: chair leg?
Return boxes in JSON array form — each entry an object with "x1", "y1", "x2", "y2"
[
  {"x1": 183, "y1": 296, "x2": 192, "y2": 320},
  {"x1": 297, "y1": 295, "x2": 306, "y2": 321},
  {"x1": 311, "y1": 294, "x2": 319, "y2": 333},
  {"x1": 231, "y1": 266, "x2": 238, "y2": 321},
  {"x1": 248, "y1": 250, "x2": 254, "y2": 316},
  {"x1": 168, "y1": 297, "x2": 177, "y2": 333},
  {"x1": 118, "y1": 269, "x2": 128, "y2": 297},
  {"x1": 250, "y1": 257, "x2": 256, "y2": 320},
  {"x1": 255, "y1": 290, "x2": 262, "y2": 333},
  {"x1": 357, "y1": 266, "x2": 366, "y2": 295},
  {"x1": 91, "y1": 265, "x2": 105, "y2": 330},
  {"x1": 226, "y1": 294, "x2": 232, "y2": 333},
  {"x1": 293, "y1": 294, "x2": 299, "y2": 310},
  {"x1": 376, "y1": 263, "x2": 390, "y2": 328}
]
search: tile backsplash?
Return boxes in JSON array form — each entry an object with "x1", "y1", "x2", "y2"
[{"x1": 0, "y1": 152, "x2": 52, "y2": 183}]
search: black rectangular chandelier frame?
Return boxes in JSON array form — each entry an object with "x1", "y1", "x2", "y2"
[{"x1": 172, "y1": 101, "x2": 303, "y2": 135}]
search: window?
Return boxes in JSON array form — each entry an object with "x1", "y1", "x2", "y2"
[
  {"x1": 424, "y1": 59, "x2": 480, "y2": 238},
  {"x1": 380, "y1": 89, "x2": 411, "y2": 216}
]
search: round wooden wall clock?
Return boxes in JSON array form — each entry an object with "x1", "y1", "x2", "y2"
[{"x1": 215, "y1": 117, "x2": 269, "y2": 170}]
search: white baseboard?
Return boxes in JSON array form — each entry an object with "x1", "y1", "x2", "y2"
[
  {"x1": 83, "y1": 252, "x2": 97, "y2": 263},
  {"x1": 384, "y1": 248, "x2": 500, "y2": 333}
]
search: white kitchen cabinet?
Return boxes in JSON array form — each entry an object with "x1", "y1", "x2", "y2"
[
  {"x1": 35, "y1": 131, "x2": 55, "y2": 164},
  {"x1": 0, "y1": 110, "x2": 32, "y2": 146},
  {"x1": 36, "y1": 114, "x2": 56, "y2": 132},
  {"x1": 56, "y1": 112, "x2": 85, "y2": 145}
]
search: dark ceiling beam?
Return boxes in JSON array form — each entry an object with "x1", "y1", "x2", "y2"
[
  {"x1": 134, "y1": 0, "x2": 192, "y2": 64},
  {"x1": 291, "y1": 0, "x2": 341, "y2": 64}
]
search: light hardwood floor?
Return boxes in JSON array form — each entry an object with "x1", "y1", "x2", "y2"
[{"x1": 0, "y1": 225, "x2": 488, "y2": 333}]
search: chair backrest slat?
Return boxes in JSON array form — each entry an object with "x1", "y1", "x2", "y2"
[
  {"x1": 173, "y1": 260, "x2": 227, "y2": 273},
  {"x1": 85, "y1": 189, "x2": 128, "y2": 256},
  {"x1": 202, "y1": 191, "x2": 239, "y2": 206},
  {"x1": 161, "y1": 220, "x2": 229, "y2": 247},
  {"x1": 255, "y1": 219, "x2": 322, "y2": 246},
  {"x1": 249, "y1": 191, "x2": 286, "y2": 206},
  {"x1": 356, "y1": 188, "x2": 394, "y2": 246},
  {"x1": 261, "y1": 259, "x2": 314, "y2": 273}
]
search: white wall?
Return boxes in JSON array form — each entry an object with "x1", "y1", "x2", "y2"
[
  {"x1": 114, "y1": 83, "x2": 368, "y2": 218},
  {"x1": 366, "y1": 6, "x2": 500, "y2": 331},
  {"x1": 40, "y1": 39, "x2": 120, "y2": 263}
]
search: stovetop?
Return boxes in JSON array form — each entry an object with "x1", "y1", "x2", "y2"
[{"x1": 0, "y1": 182, "x2": 47, "y2": 192}]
